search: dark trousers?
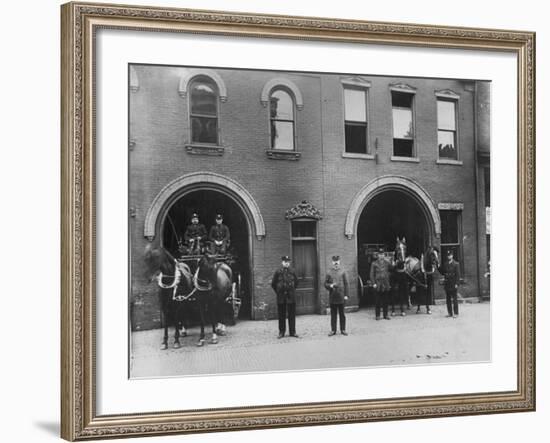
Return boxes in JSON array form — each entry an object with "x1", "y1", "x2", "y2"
[
  {"x1": 445, "y1": 288, "x2": 459, "y2": 315},
  {"x1": 374, "y1": 290, "x2": 389, "y2": 318},
  {"x1": 330, "y1": 303, "x2": 346, "y2": 332},
  {"x1": 277, "y1": 302, "x2": 296, "y2": 335},
  {"x1": 392, "y1": 274, "x2": 408, "y2": 312}
]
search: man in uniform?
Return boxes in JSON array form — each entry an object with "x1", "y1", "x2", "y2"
[
  {"x1": 324, "y1": 255, "x2": 349, "y2": 336},
  {"x1": 271, "y1": 256, "x2": 299, "y2": 339},
  {"x1": 209, "y1": 214, "x2": 230, "y2": 255},
  {"x1": 439, "y1": 249, "x2": 461, "y2": 318},
  {"x1": 183, "y1": 213, "x2": 207, "y2": 255},
  {"x1": 370, "y1": 247, "x2": 392, "y2": 320}
]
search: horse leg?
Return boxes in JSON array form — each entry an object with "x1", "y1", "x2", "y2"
[
  {"x1": 160, "y1": 305, "x2": 169, "y2": 350},
  {"x1": 209, "y1": 299, "x2": 219, "y2": 344},
  {"x1": 197, "y1": 301, "x2": 206, "y2": 347},
  {"x1": 173, "y1": 305, "x2": 181, "y2": 349}
]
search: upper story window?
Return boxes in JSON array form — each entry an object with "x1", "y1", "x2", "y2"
[
  {"x1": 391, "y1": 90, "x2": 415, "y2": 157},
  {"x1": 189, "y1": 77, "x2": 219, "y2": 144},
  {"x1": 344, "y1": 87, "x2": 369, "y2": 154},
  {"x1": 437, "y1": 98, "x2": 458, "y2": 160},
  {"x1": 270, "y1": 89, "x2": 295, "y2": 151}
]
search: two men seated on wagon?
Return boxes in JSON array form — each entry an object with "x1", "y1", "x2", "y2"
[{"x1": 182, "y1": 213, "x2": 231, "y2": 256}]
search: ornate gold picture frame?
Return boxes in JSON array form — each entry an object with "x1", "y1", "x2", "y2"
[{"x1": 61, "y1": 1, "x2": 535, "y2": 440}]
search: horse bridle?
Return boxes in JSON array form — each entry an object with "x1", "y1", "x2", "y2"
[{"x1": 155, "y1": 260, "x2": 198, "y2": 301}]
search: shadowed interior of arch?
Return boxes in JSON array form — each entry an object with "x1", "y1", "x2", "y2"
[
  {"x1": 357, "y1": 190, "x2": 430, "y2": 306},
  {"x1": 162, "y1": 189, "x2": 251, "y2": 319}
]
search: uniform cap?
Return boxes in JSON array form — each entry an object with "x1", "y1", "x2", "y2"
[
  {"x1": 191, "y1": 213, "x2": 198, "y2": 219},
  {"x1": 331, "y1": 255, "x2": 340, "y2": 261},
  {"x1": 216, "y1": 214, "x2": 223, "y2": 220},
  {"x1": 281, "y1": 255, "x2": 291, "y2": 262}
]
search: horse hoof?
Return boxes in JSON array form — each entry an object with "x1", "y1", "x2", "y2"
[
  {"x1": 196, "y1": 340, "x2": 205, "y2": 347},
  {"x1": 173, "y1": 342, "x2": 181, "y2": 349},
  {"x1": 160, "y1": 343, "x2": 168, "y2": 350},
  {"x1": 217, "y1": 330, "x2": 226, "y2": 336},
  {"x1": 209, "y1": 339, "x2": 218, "y2": 344}
]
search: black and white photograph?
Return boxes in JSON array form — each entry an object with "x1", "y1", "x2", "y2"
[{"x1": 129, "y1": 64, "x2": 491, "y2": 378}]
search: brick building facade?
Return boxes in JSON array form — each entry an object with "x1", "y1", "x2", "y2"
[{"x1": 129, "y1": 64, "x2": 490, "y2": 331}]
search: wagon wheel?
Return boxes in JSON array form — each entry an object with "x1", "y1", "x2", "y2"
[{"x1": 232, "y1": 273, "x2": 242, "y2": 322}]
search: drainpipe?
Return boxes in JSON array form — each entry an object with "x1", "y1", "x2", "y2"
[{"x1": 473, "y1": 82, "x2": 482, "y2": 302}]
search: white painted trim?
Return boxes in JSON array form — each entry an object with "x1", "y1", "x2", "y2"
[
  {"x1": 144, "y1": 172, "x2": 265, "y2": 240},
  {"x1": 436, "y1": 159, "x2": 463, "y2": 166},
  {"x1": 178, "y1": 69, "x2": 228, "y2": 102},
  {"x1": 260, "y1": 77, "x2": 304, "y2": 110},
  {"x1": 435, "y1": 89, "x2": 461, "y2": 100},
  {"x1": 344, "y1": 175, "x2": 441, "y2": 240},
  {"x1": 390, "y1": 156, "x2": 420, "y2": 163}
]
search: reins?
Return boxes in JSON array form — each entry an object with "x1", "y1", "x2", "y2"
[{"x1": 155, "y1": 259, "x2": 197, "y2": 301}]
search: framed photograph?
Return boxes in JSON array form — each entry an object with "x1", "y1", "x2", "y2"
[{"x1": 61, "y1": 1, "x2": 536, "y2": 440}]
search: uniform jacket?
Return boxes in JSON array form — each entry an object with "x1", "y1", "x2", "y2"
[
  {"x1": 184, "y1": 223, "x2": 207, "y2": 242},
  {"x1": 324, "y1": 267, "x2": 349, "y2": 304},
  {"x1": 369, "y1": 258, "x2": 392, "y2": 292},
  {"x1": 439, "y1": 259, "x2": 461, "y2": 291},
  {"x1": 271, "y1": 267, "x2": 299, "y2": 304},
  {"x1": 209, "y1": 224, "x2": 230, "y2": 243}
]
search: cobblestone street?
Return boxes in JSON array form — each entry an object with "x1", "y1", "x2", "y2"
[{"x1": 130, "y1": 302, "x2": 490, "y2": 378}]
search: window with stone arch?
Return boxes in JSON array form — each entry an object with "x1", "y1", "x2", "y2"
[
  {"x1": 189, "y1": 76, "x2": 219, "y2": 144},
  {"x1": 269, "y1": 88, "x2": 296, "y2": 151}
]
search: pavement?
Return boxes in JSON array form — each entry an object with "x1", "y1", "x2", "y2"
[{"x1": 130, "y1": 302, "x2": 490, "y2": 378}]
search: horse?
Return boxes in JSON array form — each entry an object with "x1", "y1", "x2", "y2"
[
  {"x1": 414, "y1": 246, "x2": 440, "y2": 314},
  {"x1": 193, "y1": 253, "x2": 234, "y2": 347},
  {"x1": 391, "y1": 237, "x2": 410, "y2": 315},
  {"x1": 143, "y1": 243, "x2": 195, "y2": 350}
]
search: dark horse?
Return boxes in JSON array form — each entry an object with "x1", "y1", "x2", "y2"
[
  {"x1": 194, "y1": 253, "x2": 233, "y2": 346},
  {"x1": 144, "y1": 244, "x2": 194, "y2": 350},
  {"x1": 391, "y1": 237, "x2": 410, "y2": 315},
  {"x1": 414, "y1": 246, "x2": 440, "y2": 314}
]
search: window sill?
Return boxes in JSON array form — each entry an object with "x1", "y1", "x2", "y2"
[
  {"x1": 185, "y1": 144, "x2": 225, "y2": 156},
  {"x1": 266, "y1": 149, "x2": 301, "y2": 161},
  {"x1": 390, "y1": 156, "x2": 419, "y2": 163},
  {"x1": 436, "y1": 158, "x2": 463, "y2": 166},
  {"x1": 342, "y1": 152, "x2": 375, "y2": 160}
]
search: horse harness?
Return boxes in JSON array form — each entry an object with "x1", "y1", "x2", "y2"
[{"x1": 156, "y1": 259, "x2": 202, "y2": 302}]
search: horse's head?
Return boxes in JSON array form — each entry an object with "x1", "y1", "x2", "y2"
[
  {"x1": 197, "y1": 253, "x2": 217, "y2": 282},
  {"x1": 143, "y1": 243, "x2": 173, "y2": 283},
  {"x1": 395, "y1": 237, "x2": 407, "y2": 263},
  {"x1": 424, "y1": 246, "x2": 439, "y2": 273}
]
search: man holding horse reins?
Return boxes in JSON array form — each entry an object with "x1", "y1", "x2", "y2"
[
  {"x1": 271, "y1": 255, "x2": 300, "y2": 339},
  {"x1": 370, "y1": 247, "x2": 392, "y2": 320}
]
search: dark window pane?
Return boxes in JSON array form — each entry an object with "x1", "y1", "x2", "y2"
[
  {"x1": 270, "y1": 90, "x2": 294, "y2": 120},
  {"x1": 392, "y1": 108, "x2": 414, "y2": 139},
  {"x1": 345, "y1": 123, "x2": 367, "y2": 153},
  {"x1": 438, "y1": 131, "x2": 457, "y2": 159},
  {"x1": 191, "y1": 116, "x2": 217, "y2": 143},
  {"x1": 344, "y1": 88, "x2": 366, "y2": 122},
  {"x1": 292, "y1": 221, "x2": 316, "y2": 237},
  {"x1": 391, "y1": 91, "x2": 413, "y2": 108},
  {"x1": 437, "y1": 100, "x2": 456, "y2": 130},
  {"x1": 440, "y1": 211, "x2": 459, "y2": 244},
  {"x1": 393, "y1": 139, "x2": 413, "y2": 157},
  {"x1": 271, "y1": 120, "x2": 294, "y2": 150},
  {"x1": 190, "y1": 81, "x2": 217, "y2": 116}
]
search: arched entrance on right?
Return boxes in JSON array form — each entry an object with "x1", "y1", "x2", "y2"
[
  {"x1": 357, "y1": 190, "x2": 430, "y2": 260},
  {"x1": 345, "y1": 176, "x2": 441, "y2": 307}
]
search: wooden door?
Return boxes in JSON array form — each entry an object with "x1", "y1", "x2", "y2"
[{"x1": 291, "y1": 220, "x2": 318, "y2": 315}]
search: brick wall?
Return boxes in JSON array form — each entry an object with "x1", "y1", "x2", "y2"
[{"x1": 129, "y1": 65, "x2": 486, "y2": 330}]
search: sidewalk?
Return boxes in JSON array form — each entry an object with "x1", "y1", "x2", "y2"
[{"x1": 130, "y1": 302, "x2": 490, "y2": 378}]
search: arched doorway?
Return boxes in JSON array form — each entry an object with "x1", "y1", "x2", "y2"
[
  {"x1": 346, "y1": 176, "x2": 440, "y2": 308},
  {"x1": 144, "y1": 172, "x2": 266, "y2": 321},
  {"x1": 161, "y1": 189, "x2": 252, "y2": 320}
]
